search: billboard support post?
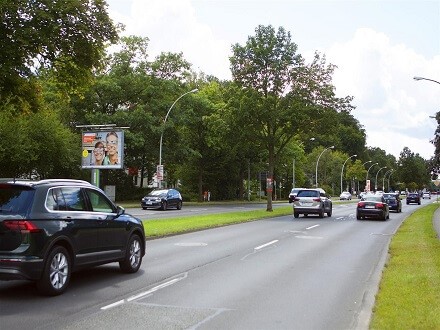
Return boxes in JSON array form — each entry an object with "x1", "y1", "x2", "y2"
[{"x1": 91, "y1": 169, "x2": 100, "y2": 187}]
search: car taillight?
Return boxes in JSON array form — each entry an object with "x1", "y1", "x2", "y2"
[
  {"x1": 376, "y1": 203, "x2": 384, "y2": 209},
  {"x1": 294, "y1": 197, "x2": 300, "y2": 202},
  {"x1": 358, "y1": 202, "x2": 365, "y2": 207},
  {"x1": 3, "y1": 220, "x2": 40, "y2": 233},
  {"x1": 313, "y1": 198, "x2": 321, "y2": 202}
]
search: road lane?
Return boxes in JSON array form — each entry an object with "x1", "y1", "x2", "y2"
[{"x1": 0, "y1": 198, "x2": 433, "y2": 329}]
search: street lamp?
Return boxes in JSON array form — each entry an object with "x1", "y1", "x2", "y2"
[
  {"x1": 375, "y1": 166, "x2": 387, "y2": 191},
  {"x1": 158, "y1": 88, "x2": 198, "y2": 187},
  {"x1": 383, "y1": 169, "x2": 393, "y2": 192},
  {"x1": 383, "y1": 169, "x2": 394, "y2": 192},
  {"x1": 366, "y1": 162, "x2": 378, "y2": 192},
  {"x1": 413, "y1": 76, "x2": 440, "y2": 85},
  {"x1": 315, "y1": 146, "x2": 334, "y2": 187},
  {"x1": 362, "y1": 160, "x2": 372, "y2": 167},
  {"x1": 340, "y1": 154, "x2": 357, "y2": 194}
]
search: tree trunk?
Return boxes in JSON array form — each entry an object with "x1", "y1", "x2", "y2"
[
  {"x1": 266, "y1": 146, "x2": 275, "y2": 212},
  {"x1": 198, "y1": 170, "x2": 204, "y2": 202}
]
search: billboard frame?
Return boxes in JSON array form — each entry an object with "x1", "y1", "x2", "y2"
[{"x1": 81, "y1": 129, "x2": 125, "y2": 170}]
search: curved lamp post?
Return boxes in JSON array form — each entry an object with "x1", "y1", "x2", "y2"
[
  {"x1": 387, "y1": 170, "x2": 394, "y2": 192},
  {"x1": 340, "y1": 154, "x2": 357, "y2": 194},
  {"x1": 366, "y1": 162, "x2": 378, "y2": 191},
  {"x1": 159, "y1": 88, "x2": 198, "y2": 187},
  {"x1": 362, "y1": 160, "x2": 372, "y2": 167},
  {"x1": 413, "y1": 76, "x2": 440, "y2": 85},
  {"x1": 375, "y1": 166, "x2": 387, "y2": 191},
  {"x1": 315, "y1": 146, "x2": 334, "y2": 187},
  {"x1": 383, "y1": 169, "x2": 394, "y2": 192}
]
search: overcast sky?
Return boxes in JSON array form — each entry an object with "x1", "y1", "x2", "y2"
[{"x1": 106, "y1": 0, "x2": 440, "y2": 160}]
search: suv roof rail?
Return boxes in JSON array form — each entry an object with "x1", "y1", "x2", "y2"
[
  {"x1": 0, "y1": 178, "x2": 91, "y2": 186},
  {"x1": 35, "y1": 179, "x2": 91, "y2": 185}
]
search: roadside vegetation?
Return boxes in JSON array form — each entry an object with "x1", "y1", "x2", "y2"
[
  {"x1": 1, "y1": 2, "x2": 435, "y2": 207},
  {"x1": 143, "y1": 206, "x2": 293, "y2": 238},
  {"x1": 371, "y1": 203, "x2": 440, "y2": 329}
]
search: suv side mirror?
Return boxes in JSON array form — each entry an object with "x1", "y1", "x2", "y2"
[{"x1": 116, "y1": 205, "x2": 125, "y2": 216}]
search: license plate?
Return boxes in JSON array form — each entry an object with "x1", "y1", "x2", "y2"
[
  {"x1": 365, "y1": 205, "x2": 375, "y2": 209},
  {"x1": 300, "y1": 202, "x2": 312, "y2": 206},
  {"x1": 146, "y1": 201, "x2": 152, "y2": 205}
]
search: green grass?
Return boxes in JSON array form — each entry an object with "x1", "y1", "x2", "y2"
[
  {"x1": 370, "y1": 203, "x2": 440, "y2": 329},
  {"x1": 142, "y1": 206, "x2": 293, "y2": 238}
]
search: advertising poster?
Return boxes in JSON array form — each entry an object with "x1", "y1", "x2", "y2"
[{"x1": 81, "y1": 131, "x2": 124, "y2": 169}]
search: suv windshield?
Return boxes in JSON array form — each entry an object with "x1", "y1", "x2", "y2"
[{"x1": 0, "y1": 185, "x2": 35, "y2": 216}]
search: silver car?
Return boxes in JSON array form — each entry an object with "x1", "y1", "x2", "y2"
[{"x1": 293, "y1": 188, "x2": 332, "y2": 218}]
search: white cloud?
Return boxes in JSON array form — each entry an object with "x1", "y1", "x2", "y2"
[
  {"x1": 107, "y1": 0, "x2": 440, "y2": 160},
  {"x1": 326, "y1": 28, "x2": 439, "y2": 159},
  {"x1": 109, "y1": 0, "x2": 232, "y2": 79}
]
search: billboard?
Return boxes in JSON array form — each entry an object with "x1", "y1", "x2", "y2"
[{"x1": 81, "y1": 130, "x2": 124, "y2": 169}]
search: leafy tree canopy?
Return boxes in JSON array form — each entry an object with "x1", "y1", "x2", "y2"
[{"x1": 0, "y1": 0, "x2": 119, "y2": 109}]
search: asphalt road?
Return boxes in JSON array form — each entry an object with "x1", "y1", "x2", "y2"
[{"x1": 0, "y1": 198, "x2": 433, "y2": 329}]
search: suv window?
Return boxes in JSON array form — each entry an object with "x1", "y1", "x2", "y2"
[
  {"x1": 85, "y1": 189, "x2": 114, "y2": 213},
  {"x1": 46, "y1": 187, "x2": 86, "y2": 211},
  {"x1": 297, "y1": 190, "x2": 319, "y2": 198},
  {"x1": 0, "y1": 185, "x2": 34, "y2": 215}
]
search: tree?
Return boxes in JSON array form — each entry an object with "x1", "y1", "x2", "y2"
[
  {"x1": 346, "y1": 159, "x2": 368, "y2": 193},
  {"x1": 428, "y1": 111, "x2": 440, "y2": 177},
  {"x1": 0, "y1": 103, "x2": 79, "y2": 178},
  {"x1": 397, "y1": 147, "x2": 430, "y2": 190},
  {"x1": 0, "y1": 0, "x2": 118, "y2": 110},
  {"x1": 230, "y1": 25, "x2": 352, "y2": 210}
]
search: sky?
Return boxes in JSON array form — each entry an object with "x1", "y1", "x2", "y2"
[{"x1": 105, "y1": 0, "x2": 440, "y2": 160}]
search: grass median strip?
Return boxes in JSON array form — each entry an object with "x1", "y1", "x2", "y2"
[
  {"x1": 142, "y1": 206, "x2": 293, "y2": 238},
  {"x1": 370, "y1": 203, "x2": 440, "y2": 329}
]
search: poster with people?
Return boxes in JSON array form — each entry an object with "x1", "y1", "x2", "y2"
[{"x1": 81, "y1": 130, "x2": 124, "y2": 169}]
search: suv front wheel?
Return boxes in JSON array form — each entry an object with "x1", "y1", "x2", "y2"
[
  {"x1": 36, "y1": 246, "x2": 71, "y2": 296},
  {"x1": 120, "y1": 234, "x2": 143, "y2": 273}
]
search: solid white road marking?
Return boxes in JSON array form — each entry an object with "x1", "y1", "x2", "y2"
[
  {"x1": 127, "y1": 278, "x2": 182, "y2": 302},
  {"x1": 101, "y1": 274, "x2": 187, "y2": 310},
  {"x1": 306, "y1": 224, "x2": 320, "y2": 230},
  {"x1": 254, "y1": 240, "x2": 278, "y2": 250},
  {"x1": 174, "y1": 242, "x2": 208, "y2": 247},
  {"x1": 101, "y1": 300, "x2": 125, "y2": 310},
  {"x1": 295, "y1": 235, "x2": 323, "y2": 239}
]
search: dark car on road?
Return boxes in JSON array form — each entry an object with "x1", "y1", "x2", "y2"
[
  {"x1": 406, "y1": 192, "x2": 421, "y2": 205},
  {"x1": 292, "y1": 188, "x2": 332, "y2": 218},
  {"x1": 141, "y1": 188, "x2": 183, "y2": 210},
  {"x1": 0, "y1": 179, "x2": 146, "y2": 296},
  {"x1": 383, "y1": 193, "x2": 402, "y2": 212},
  {"x1": 357, "y1": 194, "x2": 390, "y2": 220}
]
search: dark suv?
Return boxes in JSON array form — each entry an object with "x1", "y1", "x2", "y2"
[{"x1": 0, "y1": 179, "x2": 146, "y2": 296}]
